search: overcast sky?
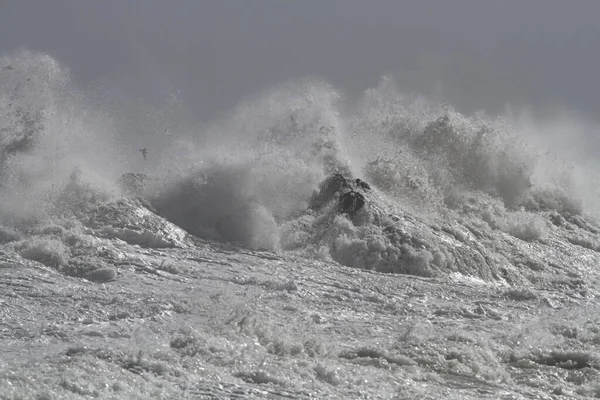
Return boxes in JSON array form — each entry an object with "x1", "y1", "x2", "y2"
[{"x1": 1, "y1": 0, "x2": 600, "y2": 122}]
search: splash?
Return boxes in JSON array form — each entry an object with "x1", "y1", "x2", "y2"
[
  {"x1": 148, "y1": 80, "x2": 353, "y2": 250},
  {"x1": 2, "y1": 51, "x2": 599, "y2": 273},
  {"x1": 0, "y1": 50, "x2": 126, "y2": 223},
  {"x1": 131, "y1": 75, "x2": 599, "y2": 259}
]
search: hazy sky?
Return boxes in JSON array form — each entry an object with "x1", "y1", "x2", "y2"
[{"x1": 2, "y1": 0, "x2": 600, "y2": 122}]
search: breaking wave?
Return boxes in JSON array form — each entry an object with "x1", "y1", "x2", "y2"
[
  {"x1": 2, "y1": 50, "x2": 600, "y2": 280},
  {"x1": 0, "y1": 50, "x2": 127, "y2": 223},
  {"x1": 147, "y1": 81, "x2": 352, "y2": 251}
]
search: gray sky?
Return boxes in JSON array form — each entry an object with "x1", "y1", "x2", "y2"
[{"x1": 1, "y1": 0, "x2": 600, "y2": 122}]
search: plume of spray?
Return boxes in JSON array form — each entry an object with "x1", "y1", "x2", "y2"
[
  {"x1": 346, "y1": 76, "x2": 596, "y2": 218},
  {"x1": 0, "y1": 50, "x2": 127, "y2": 224},
  {"x1": 145, "y1": 75, "x2": 600, "y2": 254},
  {"x1": 5, "y1": 50, "x2": 597, "y2": 260},
  {"x1": 148, "y1": 79, "x2": 355, "y2": 250},
  {"x1": 511, "y1": 109, "x2": 600, "y2": 216}
]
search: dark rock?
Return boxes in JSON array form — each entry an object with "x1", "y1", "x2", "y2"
[
  {"x1": 339, "y1": 191, "x2": 366, "y2": 216},
  {"x1": 310, "y1": 173, "x2": 371, "y2": 216},
  {"x1": 309, "y1": 173, "x2": 351, "y2": 210},
  {"x1": 355, "y1": 178, "x2": 371, "y2": 191}
]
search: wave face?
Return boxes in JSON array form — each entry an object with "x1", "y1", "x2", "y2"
[{"x1": 2, "y1": 51, "x2": 600, "y2": 280}]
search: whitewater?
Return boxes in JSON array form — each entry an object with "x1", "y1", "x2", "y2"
[{"x1": 1, "y1": 50, "x2": 600, "y2": 399}]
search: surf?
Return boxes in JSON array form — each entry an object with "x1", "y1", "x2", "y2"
[{"x1": 2, "y1": 50, "x2": 600, "y2": 284}]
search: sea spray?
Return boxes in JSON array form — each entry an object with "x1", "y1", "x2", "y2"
[
  {"x1": 148, "y1": 80, "x2": 353, "y2": 250},
  {"x1": 2, "y1": 51, "x2": 600, "y2": 278},
  {"x1": 0, "y1": 50, "x2": 126, "y2": 223}
]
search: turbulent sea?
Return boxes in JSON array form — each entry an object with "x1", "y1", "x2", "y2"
[{"x1": 1, "y1": 50, "x2": 600, "y2": 399}]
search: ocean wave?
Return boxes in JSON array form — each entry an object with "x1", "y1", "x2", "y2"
[
  {"x1": 2, "y1": 51, "x2": 600, "y2": 282},
  {"x1": 0, "y1": 50, "x2": 126, "y2": 222}
]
